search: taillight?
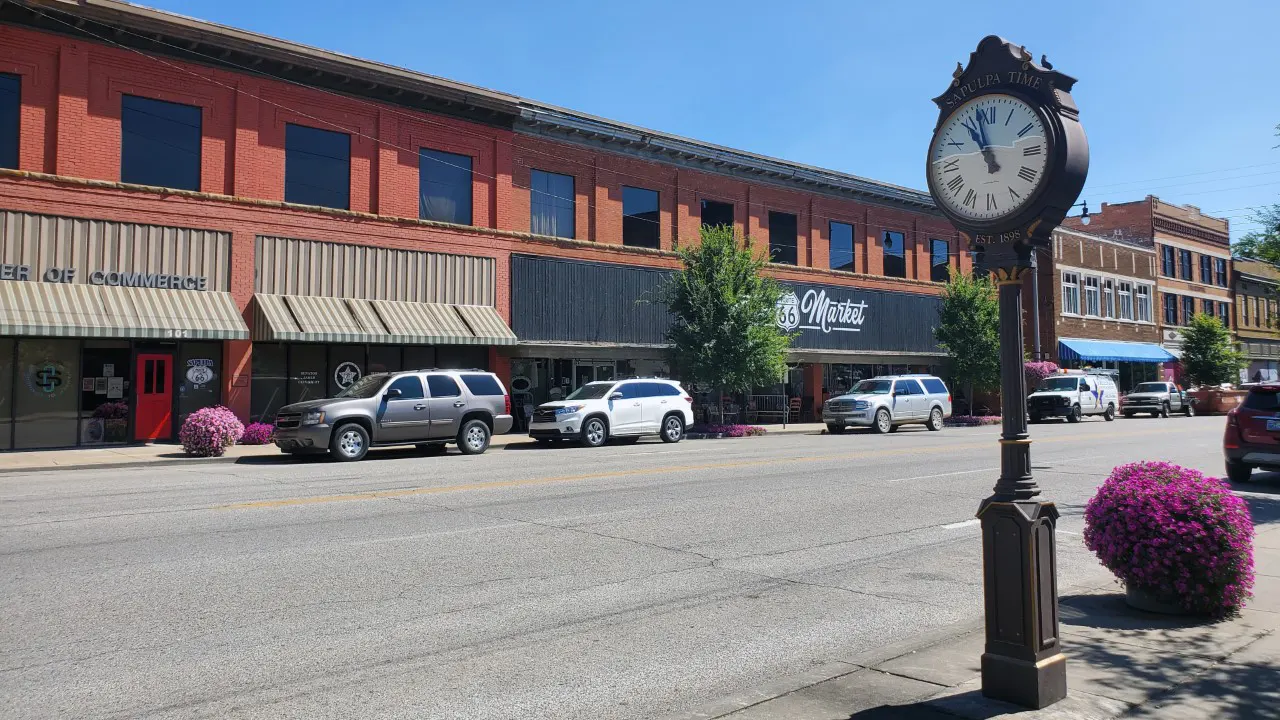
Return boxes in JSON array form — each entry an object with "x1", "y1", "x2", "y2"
[
  {"x1": 1227, "y1": 410, "x2": 1238, "y2": 427},
  {"x1": 504, "y1": 394, "x2": 511, "y2": 415},
  {"x1": 683, "y1": 396, "x2": 692, "y2": 404},
  {"x1": 947, "y1": 394, "x2": 952, "y2": 404}
]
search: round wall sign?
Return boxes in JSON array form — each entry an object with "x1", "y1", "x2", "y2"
[{"x1": 334, "y1": 361, "x2": 362, "y2": 389}]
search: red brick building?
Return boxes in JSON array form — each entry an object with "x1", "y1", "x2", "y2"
[{"x1": 0, "y1": 0, "x2": 967, "y2": 450}]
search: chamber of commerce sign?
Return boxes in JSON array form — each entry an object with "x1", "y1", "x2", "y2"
[
  {"x1": 774, "y1": 281, "x2": 943, "y2": 354},
  {"x1": 0, "y1": 264, "x2": 209, "y2": 290}
]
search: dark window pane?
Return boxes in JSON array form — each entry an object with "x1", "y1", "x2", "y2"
[
  {"x1": 121, "y1": 95, "x2": 201, "y2": 191},
  {"x1": 1179, "y1": 250, "x2": 1192, "y2": 280},
  {"x1": 285, "y1": 123, "x2": 350, "y2": 210},
  {"x1": 1161, "y1": 246, "x2": 1175, "y2": 277},
  {"x1": 155, "y1": 360, "x2": 166, "y2": 395},
  {"x1": 622, "y1": 186, "x2": 660, "y2": 249},
  {"x1": 768, "y1": 211, "x2": 798, "y2": 265},
  {"x1": 922, "y1": 378, "x2": 947, "y2": 394},
  {"x1": 830, "y1": 221, "x2": 854, "y2": 271},
  {"x1": 251, "y1": 344, "x2": 287, "y2": 422},
  {"x1": 13, "y1": 339, "x2": 80, "y2": 449},
  {"x1": 0, "y1": 338, "x2": 12, "y2": 449},
  {"x1": 1164, "y1": 293, "x2": 1178, "y2": 325},
  {"x1": 178, "y1": 342, "x2": 221, "y2": 428},
  {"x1": 0, "y1": 73, "x2": 18, "y2": 170},
  {"x1": 460, "y1": 374, "x2": 503, "y2": 396},
  {"x1": 404, "y1": 346, "x2": 436, "y2": 371},
  {"x1": 616, "y1": 382, "x2": 642, "y2": 399},
  {"x1": 700, "y1": 200, "x2": 734, "y2": 230},
  {"x1": 387, "y1": 375, "x2": 424, "y2": 399},
  {"x1": 436, "y1": 345, "x2": 487, "y2": 370},
  {"x1": 930, "y1": 239, "x2": 950, "y2": 282},
  {"x1": 419, "y1": 148, "x2": 472, "y2": 225},
  {"x1": 883, "y1": 231, "x2": 906, "y2": 278},
  {"x1": 427, "y1": 374, "x2": 461, "y2": 398},
  {"x1": 1244, "y1": 389, "x2": 1280, "y2": 411},
  {"x1": 1203, "y1": 299, "x2": 1214, "y2": 315},
  {"x1": 1200, "y1": 256, "x2": 1212, "y2": 284},
  {"x1": 368, "y1": 345, "x2": 402, "y2": 374},
  {"x1": 289, "y1": 344, "x2": 326, "y2": 404},
  {"x1": 1182, "y1": 296, "x2": 1195, "y2": 324},
  {"x1": 530, "y1": 169, "x2": 575, "y2": 238},
  {"x1": 1219, "y1": 302, "x2": 1230, "y2": 328}
]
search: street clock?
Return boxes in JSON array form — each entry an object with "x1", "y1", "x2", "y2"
[{"x1": 926, "y1": 36, "x2": 1088, "y2": 267}]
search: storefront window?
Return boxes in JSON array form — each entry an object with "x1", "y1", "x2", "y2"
[
  {"x1": 290, "y1": 344, "x2": 327, "y2": 404},
  {"x1": 14, "y1": 339, "x2": 80, "y2": 449},
  {"x1": 0, "y1": 339, "x2": 12, "y2": 450},
  {"x1": 251, "y1": 344, "x2": 287, "y2": 423},
  {"x1": 80, "y1": 341, "x2": 132, "y2": 446},
  {"x1": 328, "y1": 345, "x2": 366, "y2": 396},
  {"x1": 368, "y1": 346, "x2": 402, "y2": 374},
  {"x1": 436, "y1": 346, "x2": 487, "y2": 370},
  {"x1": 404, "y1": 346, "x2": 436, "y2": 372},
  {"x1": 178, "y1": 342, "x2": 222, "y2": 429}
]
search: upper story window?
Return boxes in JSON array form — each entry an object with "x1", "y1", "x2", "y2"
[
  {"x1": 1215, "y1": 258, "x2": 1228, "y2": 287},
  {"x1": 1178, "y1": 249, "x2": 1193, "y2": 281},
  {"x1": 530, "y1": 169, "x2": 575, "y2": 238},
  {"x1": 121, "y1": 95, "x2": 201, "y2": 191},
  {"x1": 1161, "y1": 246, "x2": 1175, "y2": 277},
  {"x1": 1219, "y1": 301, "x2": 1230, "y2": 328},
  {"x1": 1084, "y1": 276, "x2": 1101, "y2": 317},
  {"x1": 1118, "y1": 282, "x2": 1133, "y2": 320},
  {"x1": 1199, "y1": 255, "x2": 1213, "y2": 284},
  {"x1": 285, "y1": 123, "x2": 350, "y2": 210},
  {"x1": 768, "y1": 211, "x2": 798, "y2": 265},
  {"x1": 1182, "y1": 295, "x2": 1195, "y2": 325},
  {"x1": 419, "y1": 148, "x2": 472, "y2": 225},
  {"x1": 1102, "y1": 279, "x2": 1115, "y2": 318},
  {"x1": 1137, "y1": 285, "x2": 1153, "y2": 323},
  {"x1": 830, "y1": 221, "x2": 854, "y2": 272},
  {"x1": 0, "y1": 73, "x2": 18, "y2": 170},
  {"x1": 1252, "y1": 296, "x2": 1261, "y2": 326},
  {"x1": 1203, "y1": 299, "x2": 1215, "y2": 317},
  {"x1": 1061, "y1": 272, "x2": 1080, "y2": 315},
  {"x1": 700, "y1": 199, "x2": 734, "y2": 231},
  {"x1": 622, "y1": 186, "x2": 660, "y2": 249},
  {"x1": 1242, "y1": 296, "x2": 1251, "y2": 326},
  {"x1": 1164, "y1": 293, "x2": 1178, "y2": 325},
  {"x1": 882, "y1": 231, "x2": 906, "y2": 278},
  {"x1": 930, "y1": 239, "x2": 950, "y2": 283}
]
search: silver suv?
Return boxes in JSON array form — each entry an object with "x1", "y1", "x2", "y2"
[
  {"x1": 273, "y1": 369, "x2": 513, "y2": 461},
  {"x1": 823, "y1": 375, "x2": 952, "y2": 434}
]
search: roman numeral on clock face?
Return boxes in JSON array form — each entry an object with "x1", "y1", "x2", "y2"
[
  {"x1": 942, "y1": 157, "x2": 960, "y2": 173},
  {"x1": 963, "y1": 188, "x2": 977, "y2": 208},
  {"x1": 947, "y1": 175, "x2": 964, "y2": 193},
  {"x1": 1017, "y1": 122, "x2": 1035, "y2": 137},
  {"x1": 1008, "y1": 186, "x2": 1021, "y2": 202},
  {"x1": 1017, "y1": 166, "x2": 1038, "y2": 183},
  {"x1": 986, "y1": 193, "x2": 997, "y2": 211},
  {"x1": 1023, "y1": 145, "x2": 1042, "y2": 156}
]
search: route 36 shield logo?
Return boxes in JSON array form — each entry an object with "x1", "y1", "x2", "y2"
[{"x1": 775, "y1": 290, "x2": 801, "y2": 332}]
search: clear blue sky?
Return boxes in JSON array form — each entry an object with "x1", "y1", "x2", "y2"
[{"x1": 146, "y1": 0, "x2": 1278, "y2": 239}]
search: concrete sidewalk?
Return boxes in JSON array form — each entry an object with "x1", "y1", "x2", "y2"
[
  {"x1": 671, "y1": 521, "x2": 1280, "y2": 720},
  {"x1": 0, "y1": 422, "x2": 831, "y2": 474}
]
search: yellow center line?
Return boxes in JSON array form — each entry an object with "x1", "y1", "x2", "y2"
[{"x1": 216, "y1": 426, "x2": 1171, "y2": 511}]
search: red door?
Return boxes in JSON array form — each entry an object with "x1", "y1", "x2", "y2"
[{"x1": 135, "y1": 354, "x2": 173, "y2": 441}]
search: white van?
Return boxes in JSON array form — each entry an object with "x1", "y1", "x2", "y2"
[{"x1": 1027, "y1": 370, "x2": 1119, "y2": 423}]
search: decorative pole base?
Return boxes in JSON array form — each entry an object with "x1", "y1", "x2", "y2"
[{"x1": 977, "y1": 498, "x2": 1066, "y2": 709}]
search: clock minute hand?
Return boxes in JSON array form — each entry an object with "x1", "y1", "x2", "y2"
[{"x1": 976, "y1": 113, "x2": 1001, "y2": 174}]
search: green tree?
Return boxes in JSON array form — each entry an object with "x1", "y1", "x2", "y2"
[
  {"x1": 934, "y1": 273, "x2": 1001, "y2": 415},
  {"x1": 1232, "y1": 123, "x2": 1280, "y2": 262},
  {"x1": 1180, "y1": 313, "x2": 1244, "y2": 387},
  {"x1": 662, "y1": 225, "x2": 792, "y2": 415}
]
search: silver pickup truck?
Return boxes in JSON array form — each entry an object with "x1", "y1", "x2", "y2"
[
  {"x1": 1121, "y1": 381, "x2": 1195, "y2": 419},
  {"x1": 272, "y1": 369, "x2": 513, "y2": 461}
]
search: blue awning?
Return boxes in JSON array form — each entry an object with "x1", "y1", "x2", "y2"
[{"x1": 1058, "y1": 338, "x2": 1176, "y2": 363}]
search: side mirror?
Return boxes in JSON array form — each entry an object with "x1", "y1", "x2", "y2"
[
  {"x1": 609, "y1": 392, "x2": 624, "y2": 400},
  {"x1": 386, "y1": 388, "x2": 402, "y2": 399}
]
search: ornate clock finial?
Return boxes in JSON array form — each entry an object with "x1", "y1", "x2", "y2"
[
  {"x1": 1018, "y1": 45, "x2": 1030, "y2": 61},
  {"x1": 1041, "y1": 54, "x2": 1054, "y2": 70},
  {"x1": 952, "y1": 61, "x2": 964, "y2": 84}
]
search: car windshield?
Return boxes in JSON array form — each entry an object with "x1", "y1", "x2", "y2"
[
  {"x1": 334, "y1": 373, "x2": 388, "y2": 399},
  {"x1": 1038, "y1": 377, "x2": 1080, "y2": 392},
  {"x1": 566, "y1": 383, "x2": 615, "y2": 400},
  {"x1": 1133, "y1": 383, "x2": 1168, "y2": 393},
  {"x1": 851, "y1": 380, "x2": 892, "y2": 394}
]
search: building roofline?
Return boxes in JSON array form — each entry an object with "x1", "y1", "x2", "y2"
[{"x1": 1052, "y1": 225, "x2": 1155, "y2": 252}]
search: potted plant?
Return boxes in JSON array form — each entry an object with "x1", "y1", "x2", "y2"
[
  {"x1": 1084, "y1": 461, "x2": 1255, "y2": 616},
  {"x1": 92, "y1": 401, "x2": 130, "y2": 443},
  {"x1": 179, "y1": 406, "x2": 244, "y2": 457}
]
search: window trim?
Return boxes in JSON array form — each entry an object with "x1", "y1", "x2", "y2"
[
  {"x1": 930, "y1": 238, "x2": 950, "y2": 283},
  {"x1": 1083, "y1": 275, "x2": 1101, "y2": 317},
  {"x1": 621, "y1": 185, "x2": 661, "y2": 249},
  {"x1": 120, "y1": 94, "x2": 203, "y2": 192},
  {"x1": 1164, "y1": 292, "x2": 1179, "y2": 326},
  {"x1": 829, "y1": 220, "x2": 855, "y2": 272},
  {"x1": 882, "y1": 230, "x2": 906, "y2": 279},
  {"x1": 1135, "y1": 285, "x2": 1152, "y2": 323},
  {"x1": 767, "y1": 210, "x2": 799, "y2": 266},
  {"x1": 530, "y1": 168, "x2": 576, "y2": 239},
  {"x1": 284, "y1": 122, "x2": 351, "y2": 210},
  {"x1": 419, "y1": 147, "x2": 474, "y2": 225},
  {"x1": 1061, "y1": 271, "x2": 1081, "y2": 316},
  {"x1": 1117, "y1": 281, "x2": 1133, "y2": 321}
]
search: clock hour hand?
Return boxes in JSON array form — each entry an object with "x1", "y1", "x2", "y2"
[{"x1": 976, "y1": 112, "x2": 1001, "y2": 174}]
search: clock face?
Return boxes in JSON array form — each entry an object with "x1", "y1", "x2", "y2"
[{"x1": 929, "y1": 94, "x2": 1049, "y2": 223}]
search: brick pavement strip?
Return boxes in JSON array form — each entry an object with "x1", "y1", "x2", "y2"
[{"x1": 671, "y1": 522, "x2": 1280, "y2": 720}]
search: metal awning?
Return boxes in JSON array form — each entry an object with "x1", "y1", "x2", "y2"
[
  {"x1": 251, "y1": 294, "x2": 515, "y2": 346},
  {"x1": 0, "y1": 281, "x2": 248, "y2": 339},
  {"x1": 1058, "y1": 338, "x2": 1177, "y2": 363}
]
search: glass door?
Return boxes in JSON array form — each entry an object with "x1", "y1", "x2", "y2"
[{"x1": 573, "y1": 361, "x2": 615, "y2": 391}]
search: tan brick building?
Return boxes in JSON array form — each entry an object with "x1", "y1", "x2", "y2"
[{"x1": 1233, "y1": 258, "x2": 1280, "y2": 383}]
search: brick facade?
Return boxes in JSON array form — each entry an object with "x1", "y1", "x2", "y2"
[{"x1": 1043, "y1": 228, "x2": 1162, "y2": 351}]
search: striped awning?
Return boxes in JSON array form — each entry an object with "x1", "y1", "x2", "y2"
[
  {"x1": 0, "y1": 281, "x2": 248, "y2": 340},
  {"x1": 251, "y1": 294, "x2": 515, "y2": 346}
]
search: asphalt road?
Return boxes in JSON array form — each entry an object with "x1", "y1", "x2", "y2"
[{"x1": 0, "y1": 415, "x2": 1262, "y2": 719}]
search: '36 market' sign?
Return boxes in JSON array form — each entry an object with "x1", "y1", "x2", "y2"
[
  {"x1": 773, "y1": 281, "x2": 943, "y2": 354},
  {"x1": 776, "y1": 288, "x2": 868, "y2": 334}
]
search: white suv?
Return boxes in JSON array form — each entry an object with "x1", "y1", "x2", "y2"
[{"x1": 529, "y1": 378, "x2": 695, "y2": 447}]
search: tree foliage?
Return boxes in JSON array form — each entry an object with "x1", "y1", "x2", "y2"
[
  {"x1": 1180, "y1": 313, "x2": 1244, "y2": 388},
  {"x1": 661, "y1": 226, "x2": 792, "y2": 401},
  {"x1": 934, "y1": 273, "x2": 1001, "y2": 410},
  {"x1": 1232, "y1": 123, "x2": 1280, "y2": 263}
]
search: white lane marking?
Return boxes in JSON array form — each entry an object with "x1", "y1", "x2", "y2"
[
  {"x1": 942, "y1": 519, "x2": 980, "y2": 530},
  {"x1": 889, "y1": 467, "x2": 998, "y2": 483}
]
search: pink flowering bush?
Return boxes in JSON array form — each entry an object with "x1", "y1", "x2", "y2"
[
  {"x1": 1025, "y1": 361, "x2": 1060, "y2": 394},
  {"x1": 945, "y1": 415, "x2": 1003, "y2": 427},
  {"x1": 92, "y1": 401, "x2": 130, "y2": 420},
  {"x1": 1084, "y1": 461, "x2": 1255, "y2": 616},
  {"x1": 690, "y1": 424, "x2": 767, "y2": 437},
  {"x1": 179, "y1": 406, "x2": 244, "y2": 457},
  {"x1": 240, "y1": 422, "x2": 275, "y2": 445}
]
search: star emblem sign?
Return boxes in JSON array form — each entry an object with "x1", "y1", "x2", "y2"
[{"x1": 335, "y1": 362, "x2": 361, "y2": 388}]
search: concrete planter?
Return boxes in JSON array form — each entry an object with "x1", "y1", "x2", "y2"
[
  {"x1": 1188, "y1": 388, "x2": 1246, "y2": 415},
  {"x1": 1125, "y1": 585, "x2": 1190, "y2": 616}
]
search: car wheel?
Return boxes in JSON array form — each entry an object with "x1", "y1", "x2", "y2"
[
  {"x1": 872, "y1": 409, "x2": 892, "y2": 434},
  {"x1": 1066, "y1": 405, "x2": 1081, "y2": 423},
  {"x1": 1159, "y1": 402, "x2": 1170, "y2": 419},
  {"x1": 416, "y1": 442, "x2": 447, "y2": 455},
  {"x1": 1184, "y1": 403, "x2": 1195, "y2": 418},
  {"x1": 329, "y1": 423, "x2": 369, "y2": 462},
  {"x1": 660, "y1": 414, "x2": 685, "y2": 443},
  {"x1": 457, "y1": 419, "x2": 490, "y2": 455},
  {"x1": 581, "y1": 417, "x2": 608, "y2": 447},
  {"x1": 1226, "y1": 460, "x2": 1253, "y2": 483},
  {"x1": 1103, "y1": 404, "x2": 1115, "y2": 422},
  {"x1": 826, "y1": 423, "x2": 845, "y2": 434},
  {"x1": 926, "y1": 407, "x2": 944, "y2": 431}
]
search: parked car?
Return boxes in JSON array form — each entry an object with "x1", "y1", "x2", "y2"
[
  {"x1": 822, "y1": 375, "x2": 952, "y2": 434},
  {"x1": 1121, "y1": 381, "x2": 1195, "y2": 418},
  {"x1": 1028, "y1": 371, "x2": 1118, "y2": 423},
  {"x1": 1223, "y1": 383, "x2": 1280, "y2": 482},
  {"x1": 528, "y1": 378, "x2": 694, "y2": 447},
  {"x1": 273, "y1": 369, "x2": 513, "y2": 461}
]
